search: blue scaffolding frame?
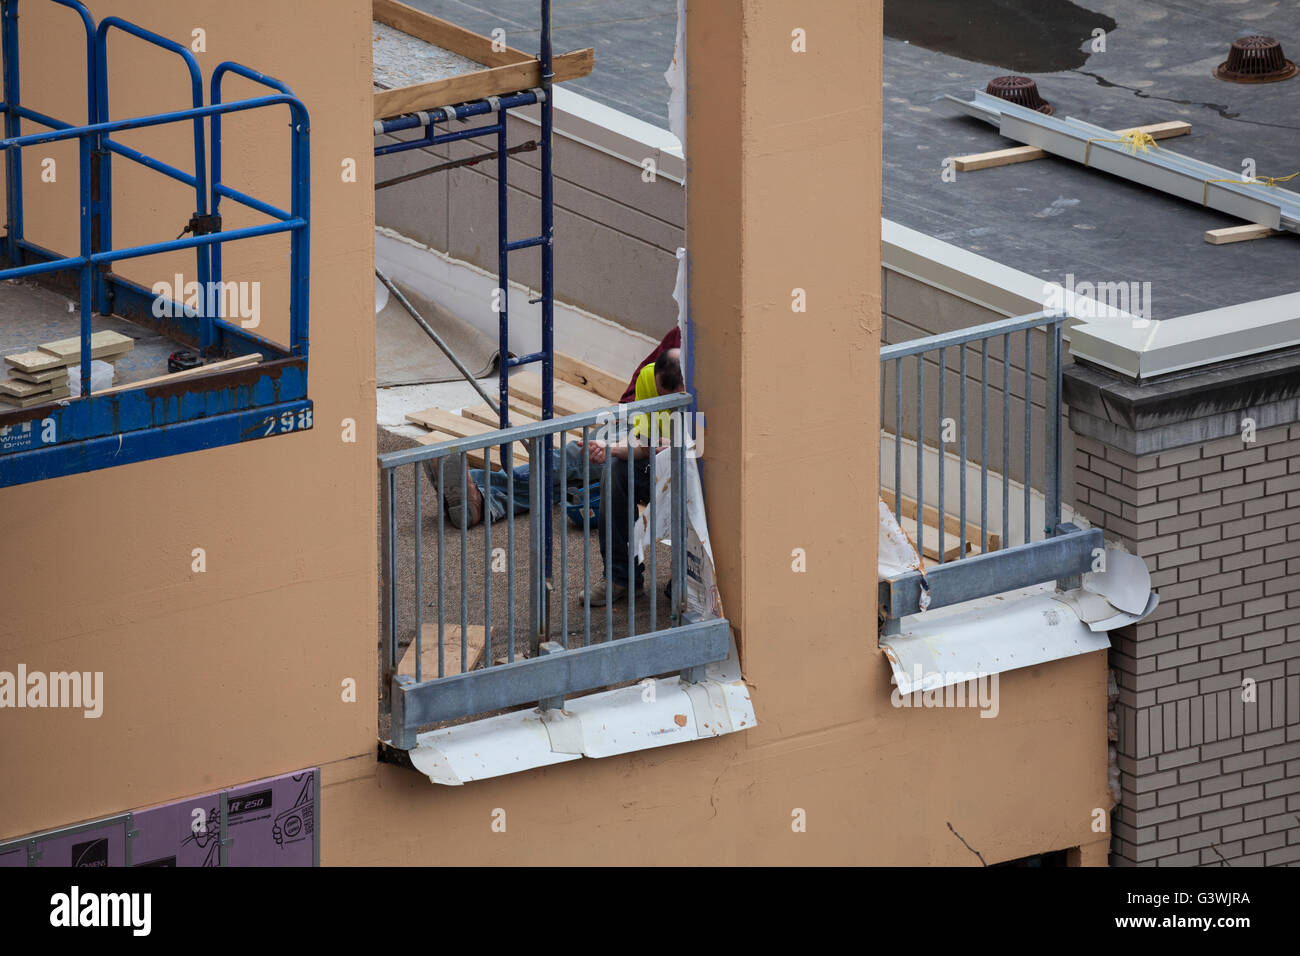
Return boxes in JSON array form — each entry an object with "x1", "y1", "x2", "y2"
[
  {"x1": 0, "y1": 0, "x2": 311, "y2": 488},
  {"x1": 374, "y1": 0, "x2": 559, "y2": 588}
]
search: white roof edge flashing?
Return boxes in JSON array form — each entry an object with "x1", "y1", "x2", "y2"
[
  {"x1": 1070, "y1": 291, "x2": 1300, "y2": 380},
  {"x1": 881, "y1": 590, "x2": 1111, "y2": 696},
  {"x1": 512, "y1": 87, "x2": 685, "y2": 183},
  {"x1": 883, "y1": 219, "x2": 1300, "y2": 379},
  {"x1": 406, "y1": 636, "x2": 754, "y2": 785},
  {"x1": 880, "y1": 549, "x2": 1157, "y2": 695}
]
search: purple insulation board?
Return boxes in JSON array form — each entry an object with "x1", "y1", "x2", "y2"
[
  {"x1": 0, "y1": 766, "x2": 318, "y2": 868},
  {"x1": 1, "y1": 845, "x2": 28, "y2": 867},
  {"x1": 33, "y1": 820, "x2": 127, "y2": 868},
  {"x1": 131, "y1": 791, "x2": 224, "y2": 867},
  {"x1": 225, "y1": 769, "x2": 316, "y2": 867}
]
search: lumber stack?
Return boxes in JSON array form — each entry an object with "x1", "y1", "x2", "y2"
[
  {"x1": 1, "y1": 330, "x2": 133, "y2": 407},
  {"x1": 403, "y1": 354, "x2": 624, "y2": 472}
]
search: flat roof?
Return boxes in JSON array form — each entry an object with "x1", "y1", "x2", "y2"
[
  {"x1": 884, "y1": 0, "x2": 1300, "y2": 320},
  {"x1": 395, "y1": 0, "x2": 677, "y2": 127}
]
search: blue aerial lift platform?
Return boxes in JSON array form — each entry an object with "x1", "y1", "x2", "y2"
[{"x1": 0, "y1": 0, "x2": 312, "y2": 488}]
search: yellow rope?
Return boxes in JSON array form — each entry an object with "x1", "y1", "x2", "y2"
[
  {"x1": 1203, "y1": 170, "x2": 1300, "y2": 204},
  {"x1": 1083, "y1": 130, "x2": 1158, "y2": 166}
]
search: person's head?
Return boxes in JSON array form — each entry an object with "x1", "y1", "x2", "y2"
[{"x1": 654, "y1": 348, "x2": 685, "y2": 394}]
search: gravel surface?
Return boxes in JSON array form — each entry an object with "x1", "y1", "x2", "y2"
[{"x1": 377, "y1": 427, "x2": 674, "y2": 736}]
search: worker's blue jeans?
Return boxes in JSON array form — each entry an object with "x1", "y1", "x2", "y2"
[{"x1": 469, "y1": 441, "x2": 592, "y2": 522}]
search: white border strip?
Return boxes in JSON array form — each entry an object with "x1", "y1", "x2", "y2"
[{"x1": 883, "y1": 218, "x2": 1299, "y2": 379}]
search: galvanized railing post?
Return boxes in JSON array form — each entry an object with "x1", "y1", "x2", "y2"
[
  {"x1": 380, "y1": 466, "x2": 397, "y2": 706},
  {"x1": 377, "y1": 393, "x2": 703, "y2": 737}
]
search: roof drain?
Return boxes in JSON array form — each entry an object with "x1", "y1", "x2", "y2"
[
  {"x1": 1214, "y1": 35, "x2": 1297, "y2": 83},
  {"x1": 984, "y1": 75, "x2": 1053, "y2": 115}
]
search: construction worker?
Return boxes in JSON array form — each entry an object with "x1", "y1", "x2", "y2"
[
  {"x1": 582, "y1": 347, "x2": 686, "y2": 606},
  {"x1": 426, "y1": 346, "x2": 687, "y2": 609},
  {"x1": 425, "y1": 436, "x2": 588, "y2": 528}
]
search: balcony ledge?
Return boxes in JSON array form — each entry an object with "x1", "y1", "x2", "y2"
[{"x1": 405, "y1": 637, "x2": 754, "y2": 785}]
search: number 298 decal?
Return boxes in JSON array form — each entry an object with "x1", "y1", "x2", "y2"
[{"x1": 263, "y1": 406, "x2": 313, "y2": 437}]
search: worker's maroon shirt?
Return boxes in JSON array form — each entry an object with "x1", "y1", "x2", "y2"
[{"x1": 620, "y1": 326, "x2": 681, "y2": 403}]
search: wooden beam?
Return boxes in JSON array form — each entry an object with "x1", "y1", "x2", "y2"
[
  {"x1": 554, "y1": 352, "x2": 628, "y2": 403},
  {"x1": 415, "y1": 428, "x2": 523, "y2": 471},
  {"x1": 953, "y1": 121, "x2": 1192, "y2": 172},
  {"x1": 460, "y1": 400, "x2": 584, "y2": 442},
  {"x1": 1204, "y1": 223, "x2": 1282, "y2": 245},
  {"x1": 0, "y1": 385, "x2": 70, "y2": 408},
  {"x1": 37, "y1": 329, "x2": 133, "y2": 362},
  {"x1": 9, "y1": 366, "x2": 69, "y2": 384},
  {"x1": 96, "y1": 355, "x2": 263, "y2": 397},
  {"x1": 507, "y1": 371, "x2": 612, "y2": 417},
  {"x1": 406, "y1": 406, "x2": 532, "y2": 460},
  {"x1": 373, "y1": 48, "x2": 594, "y2": 119},
  {"x1": 0, "y1": 377, "x2": 60, "y2": 398},
  {"x1": 899, "y1": 514, "x2": 971, "y2": 563},
  {"x1": 399, "y1": 624, "x2": 488, "y2": 679},
  {"x1": 880, "y1": 488, "x2": 1000, "y2": 555},
  {"x1": 4, "y1": 350, "x2": 66, "y2": 373}
]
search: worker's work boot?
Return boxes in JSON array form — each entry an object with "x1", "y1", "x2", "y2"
[
  {"x1": 425, "y1": 458, "x2": 484, "y2": 527},
  {"x1": 587, "y1": 579, "x2": 642, "y2": 607}
]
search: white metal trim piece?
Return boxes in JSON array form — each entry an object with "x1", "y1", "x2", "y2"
[
  {"x1": 1070, "y1": 291, "x2": 1300, "y2": 379},
  {"x1": 406, "y1": 638, "x2": 754, "y2": 785},
  {"x1": 881, "y1": 219, "x2": 1141, "y2": 337},
  {"x1": 880, "y1": 587, "x2": 1115, "y2": 695}
]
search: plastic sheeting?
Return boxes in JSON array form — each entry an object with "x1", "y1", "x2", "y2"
[{"x1": 633, "y1": 446, "x2": 721, "y2": 620}]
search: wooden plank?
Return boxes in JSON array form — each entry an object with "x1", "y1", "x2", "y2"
[
  {"x1": 374, "y1": 0, "x2": 531, "y2": 67},
  {"x1": 0, "y1": 385, "x2": 70, "y2": 407},
  {"x1": 1204, "y1": 223, "x2": 1282, "y2": 245},
  {"x1": 95, "y1": 354, "x2": 263, "y2": 397},
  {"x1": 4, "y1": 350, "x2": 67, "y2": 373},
  {"x1": 880, "y1": 488, "x2": 1000, "y2": 554},
  {"x1": 373, "y1": 48, "x2": 594, "y2": 119},
  {"x1": 553, "y1": 352, "x2": 627, "y2": 403},
  {"x1": 9, "y1": 366, "x2": 69, "y2": 384},
  {"x1": 460, "y1": 400, "x2": 584, "y2": 442},
  {"x1": 37, "y1": 330, "x2": 133, "y2": 362},
  {"x1": 507, "y1": 371, "x2": 611, "y2": 417},
  {"x1": 416, "y1": 429, "x2": 521, "y2": 471},
  {"x1": 899, "y1": 514, "x2": 971, "y2": 563},
  {"x1": 953, "y1": 121, "x2": 1192, "y2": 171},
  {"x1": 0, "y1": 377, "x2": 59, "y2": 398},
  {"x1": 399, "y1": 624, "x2": 488, "y2": 679},
  {"x1": 405, "y1": 406, "x2": 532, "y2": 459}
]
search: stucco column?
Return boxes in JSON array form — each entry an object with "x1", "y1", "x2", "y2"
[{"x1": 687, "y1": 0, "x2": 882, "y2": 736}]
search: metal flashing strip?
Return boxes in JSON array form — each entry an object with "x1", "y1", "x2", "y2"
[
  {"x1": 881, "y1": 219, "x2": 1140, "y2": 335},
  {"x1": 406, "y1": 637, "x2": 754, "y2": 785},
  {"x1": 1070, "y1": 290, "x2": 1300, "y2": 381},
  {"x1": 880, "y1": 588, "x2": 1112, "y2": 695},
  {"x1": 946, "y1": 92, "x2": 1300, "y2": 232}
]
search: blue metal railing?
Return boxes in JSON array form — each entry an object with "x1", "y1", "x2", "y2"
[
  {"x1": 378, "y1": 394, "x2": 728, "y2": 749},
  {"x1": 0, "y1": 0, "x2": 310, "y2": 397},
  {"x1": 878, "y1": 311, "x2": 1100, "y2": 627}
]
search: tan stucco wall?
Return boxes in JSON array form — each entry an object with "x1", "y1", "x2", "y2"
[
  {"x1": 0, "y1": 0, "x2": 377, "y2": 835},
  {"x1": 323, "y1": 0, "x2": 1109, "y2": 866},
  {"x1": 2, "y1": 0, "x2": 1109, "y2": 866}
]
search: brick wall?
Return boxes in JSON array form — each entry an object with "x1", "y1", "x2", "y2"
[{"x1": 1072, "y1": 425, "x2": 1300, "y2": 866}]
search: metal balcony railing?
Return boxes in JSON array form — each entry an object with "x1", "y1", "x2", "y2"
[
  {"x1": 878, "y1": 311, "x2": 1101, "y2": 630},
  {"x1": 378, "y1": 393, "x2": 730, "y2": 749}
]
